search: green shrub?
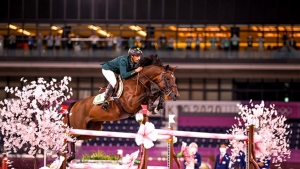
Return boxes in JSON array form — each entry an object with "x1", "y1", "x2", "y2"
[{"x1": 82, "y1": 150, "x2": 121, "y2": 161}]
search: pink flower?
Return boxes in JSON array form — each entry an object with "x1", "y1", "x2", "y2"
[
  {"x1": 254, "y1": 134, "x2": 262, "y2": 143},
  {"x1": 135, "y1": 122, "x2": 158, "y2": 149},
  {"x1": 122, "y1": 150, "x2": 139, "y2": 169},
  {"x1": 178, "y1": 142, "x2": 194, "y2": 164}
]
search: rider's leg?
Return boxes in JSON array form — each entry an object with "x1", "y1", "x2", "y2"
[{"x1": 101, "y1": 69, "x2": 117, "y2": 110}]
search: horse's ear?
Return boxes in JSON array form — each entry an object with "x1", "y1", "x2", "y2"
[
  {"x1": 165, "y1": 65, "x2": 169, "y2": 71},
  {"x1": 172, "y1": 66, "x2": 178, "y2": 71}
]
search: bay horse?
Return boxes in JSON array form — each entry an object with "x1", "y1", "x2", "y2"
[{"x1": 61, "y1": 55, "x2": 179, "y2": 168}]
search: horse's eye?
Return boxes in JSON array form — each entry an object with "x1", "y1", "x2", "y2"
[{"x1": 166, "y1": 78, "x2": 170, "y2": 81}]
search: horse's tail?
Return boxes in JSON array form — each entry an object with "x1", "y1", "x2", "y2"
[{"x1": 67, "y1": 102, "x2": 77, "y2": 128}]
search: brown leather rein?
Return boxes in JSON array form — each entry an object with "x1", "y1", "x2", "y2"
[{"x1": 137, "y1": 69, "x2": 177, "y2": 96}]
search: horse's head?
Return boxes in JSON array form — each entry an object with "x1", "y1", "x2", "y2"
[{"x1": 156, "y1": 65, "x2": 180, "y2": 101}]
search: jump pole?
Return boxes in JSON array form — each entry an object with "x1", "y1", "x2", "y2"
[
  {"x1": 156, "y1": 129, "x2": 248, "y2": 140},
  {"x1": 168, "y1": 125, "x2": 173, "y2": 169},
  {"x1": 69, "y1": 129, "x2": 170, "y2": 140},
  {"x1": 142, "y1": 113, "x2": 149, "y2": 169}
]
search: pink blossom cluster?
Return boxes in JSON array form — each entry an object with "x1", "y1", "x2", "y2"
[
  {"x1": 135, "y1": 122, "x2": 158, "y2": 149},
  {"x1": 229, "y1": 101, "x2": 291, "y2": 168},
  {"x1": 176, "y1": 141, "x2": 194, "y2": 164},
  {"x1": 0, "y1": 77, "x2": 76, "y2": 156},
  {"x1": 122, "y1": 150, "x2": 139, "y2": 169}
]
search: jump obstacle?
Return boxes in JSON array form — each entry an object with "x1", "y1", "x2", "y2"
[
  {"x1": 68, "y1": 115, "x2": 256, "y2": 169},
  {"x1": 70, "y1": 129, "x2": 171, "y2": 140}
]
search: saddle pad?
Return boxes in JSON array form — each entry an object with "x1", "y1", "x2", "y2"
[{"x1": 93, "y1": 76, "x2": 123, "y2": 105}]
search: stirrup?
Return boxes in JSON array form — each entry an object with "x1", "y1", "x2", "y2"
[{"x1": 101, "y1": 101, "x2": 110, "y2": 111}]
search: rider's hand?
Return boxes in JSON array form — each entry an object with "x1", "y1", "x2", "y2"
[{"x1": 135, "y1": 67, "x2": 143, "y2": 73}]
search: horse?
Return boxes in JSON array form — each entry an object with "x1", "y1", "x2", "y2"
[{"x1": 60, "y1": 55, "x2": 179, "y2": 168}]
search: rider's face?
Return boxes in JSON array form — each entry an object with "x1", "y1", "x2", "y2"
[{"x1": 131, "y1": 55, "x2": 141, "y2": 63}]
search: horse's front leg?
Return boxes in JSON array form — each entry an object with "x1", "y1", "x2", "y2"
[
  {"x1": 147, "y1": 93, "x2": 164, "y2": 115},
  {"x1": 156, "y1": 93, "x2": 165, "y2": 111},
  {"x1": 67, "y1": 142, "x2": 76, "y2": 163}
]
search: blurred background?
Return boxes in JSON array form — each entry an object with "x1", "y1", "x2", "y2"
[{"x1": 0, "y1": 0, "x2": 300, "y2": 168}]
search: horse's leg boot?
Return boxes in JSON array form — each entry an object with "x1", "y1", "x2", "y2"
[{"x1": 101, "y1": 84, "x2": 113, "y2": 111}]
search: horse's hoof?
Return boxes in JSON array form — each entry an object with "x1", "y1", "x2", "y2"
[{"x1": 67, "y1": 153, "x2": 75, "y2": 163}]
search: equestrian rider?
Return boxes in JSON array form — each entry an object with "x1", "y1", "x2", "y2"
[{"x1": 100, "y1": 47, "x2": 143, "y2": 110}]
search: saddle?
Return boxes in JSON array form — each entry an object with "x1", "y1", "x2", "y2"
[
  {"x1": 93, "y1": 76, "x2": 123, "y2": 105},
  {"x1": 93, "y1": 76, "x2": 137, "y2": 119}
]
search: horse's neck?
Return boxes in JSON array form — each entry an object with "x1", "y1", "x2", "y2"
[
  {"x1": 119, "y1": 66, "x2": 162, "y2": 113},
  {"x1": 142, "y1": 66, "x2": 162, "y2": 82}
]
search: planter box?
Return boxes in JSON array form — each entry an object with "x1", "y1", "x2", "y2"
[{"x1": 73, "y1": 159, "x2": 123, "y2": 165}]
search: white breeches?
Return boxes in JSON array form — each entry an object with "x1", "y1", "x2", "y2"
[{"x1": 102, "y1": 69, "x2": 117, "y2": 87}]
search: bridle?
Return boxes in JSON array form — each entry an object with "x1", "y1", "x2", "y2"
[{"x1": 138, "y1": 69, "x2": 177, "y2": 96}]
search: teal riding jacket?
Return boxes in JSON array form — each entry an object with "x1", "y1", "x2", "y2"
[{"x1": 101, "y1": 55, "x2": 139, "y2": 79}]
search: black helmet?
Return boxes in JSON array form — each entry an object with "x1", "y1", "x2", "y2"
[{"x1": 128, "y1": 47, "x2": 143, "y2": 56}]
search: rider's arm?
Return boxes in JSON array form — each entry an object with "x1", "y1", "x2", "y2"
[{"x1": 119, "y1": 60, "x2": 136, "y2": 79}]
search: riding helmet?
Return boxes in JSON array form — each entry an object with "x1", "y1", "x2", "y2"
[{"x1": 128, "y1": 47, "x2": 143, "y2": 56}]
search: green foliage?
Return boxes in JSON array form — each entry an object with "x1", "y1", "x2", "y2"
[{"x1": 82, "y1": 150, "x2": 121, "y2": 161}]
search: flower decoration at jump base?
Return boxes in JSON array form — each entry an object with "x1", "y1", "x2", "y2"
[
  {"x1": 0, "y1": 77, "x2": 76, "y2": 169},
  {"x1": 135, "y1": 122, "x2": 158, "y2": 149},
  {"x1": 42, "y1": 156, "x2": 65, "y2": 169},
  {"x1": 122, "y1": 150, "x2": 139, "y2": 169},
  {"x1": 229, "y1": 101, "x2": 291, "y2": 168},
  {"x1": 176, "y1": 141, "x2": 194, "y2": 164}
]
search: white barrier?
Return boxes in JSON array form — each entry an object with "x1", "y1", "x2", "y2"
[
  {"x1": 156, "y1": 129, "x2": 249, "y2": 140},
  {"x1": 70, "y1": 129, "x2": 170, "y2": 140},
  {"x1": 70, "y1": 128, "x2": 250, "y2": 141}
]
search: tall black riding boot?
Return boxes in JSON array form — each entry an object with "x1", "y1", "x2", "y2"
[{"x1": 101, "y1": 84, "x2": 114, "y2": 111}]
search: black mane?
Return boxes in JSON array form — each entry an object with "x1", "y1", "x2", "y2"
[{"x1": 138, "y1": 54, "x2": 164, "y2": 67}]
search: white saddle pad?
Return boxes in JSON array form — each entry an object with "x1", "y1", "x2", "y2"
[{"x1": 93, "y1": 76, "x2": 123, "y2": 105}]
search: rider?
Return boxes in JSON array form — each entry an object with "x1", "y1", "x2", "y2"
[{"x1": 100, "y1": 47, "x2": 143, "y2": 111}]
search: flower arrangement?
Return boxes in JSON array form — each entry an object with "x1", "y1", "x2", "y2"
[
  {"x1": 135, "y1": 122, "x2": 158, "y2": 149},
  {"x1": 122, "y1": 150, "x2": 139, "y2": 169},
  {"x1": 176, "y1": 141, "x2": 194, "y2": 164},
  {"x1": 229, "y1": 101, "x2": 291, "y2": 168}
]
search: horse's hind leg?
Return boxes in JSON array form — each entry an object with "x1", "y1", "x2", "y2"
[{"x1": 67, "y1": 142, "x2": 76, "y2": 162}]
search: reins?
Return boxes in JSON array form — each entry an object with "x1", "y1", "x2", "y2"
[{"x1": 136, "y1": 68, "x2": 177, "y2": 96}]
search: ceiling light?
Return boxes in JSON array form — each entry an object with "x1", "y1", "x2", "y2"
[
  {"x1": 220, "y1": 26, "x2": 227, "y2": 31},
  {"x1": 169, "y1": 26, "x2": 177, "y2": 31},
  {"x1": 9, "y1": 24, "x2": 18, "y2": 30},
  {"x1": 251, "y1": 26, "x2": 258, "y2": 31},
  {"x1": 51, "y1": 26, "x2": 61, "y2": 30},
  {"x1": 88, "y1": 25, "x2": 100, "y2": 30},
  {"x1": 137, "y1": 31, "x2": 147, "y2": 37},
  {"x1": 129, "y1": 25, "x2": 142, "y2": 31},
  {"x1": 278, "y1": 26, "x2": 285, "y2": 31}
]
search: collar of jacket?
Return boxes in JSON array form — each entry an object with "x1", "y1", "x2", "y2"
[{"x1": 127, "y1": 55, "x2": 137, "y2": 68}]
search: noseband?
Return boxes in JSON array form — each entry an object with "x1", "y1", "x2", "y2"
[{"x1": 139, "y1": 70, "x2": 177, "y2": 96}]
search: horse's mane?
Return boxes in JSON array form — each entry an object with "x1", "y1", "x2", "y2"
[{"x1": 138, "y1": 54, "x2": 164, "y2": 67}]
